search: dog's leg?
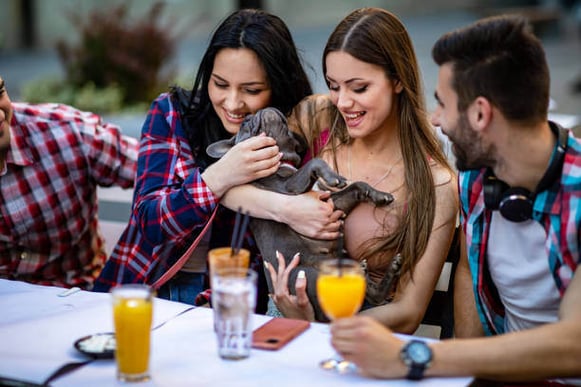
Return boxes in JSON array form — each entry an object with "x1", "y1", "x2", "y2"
[
  {"x1": 281, "y1": 159, "x2": 348, "y2": 193},
  {"x1": 364, "y1": 253, "x2": 403, "y2": 306},
  {"x1": 330, "y1": 181, "x2": 394, "y2": 213}
]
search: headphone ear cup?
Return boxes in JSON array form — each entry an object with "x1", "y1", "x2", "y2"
[
  {"x1": 483, "y1": 174, "x2": 509, "y2": 210},
  {"x1": 484, "y1": 173, "x2": 533, "y2": 222},
  {"x1": 481, "y1": 124, "x2": 566, "y2": 222},
  {"x1": 498, "y1": 187, "x2": 533, "y2": 222}
]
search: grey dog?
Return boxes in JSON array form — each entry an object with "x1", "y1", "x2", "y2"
[{"x1": 207, "y1": 107, "x2": 394, "y2": 321}]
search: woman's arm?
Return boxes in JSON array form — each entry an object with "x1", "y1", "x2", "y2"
[
  {"x1": 201, "y1": 134, "x2": 282, "y2": 197},
  {"x1": 359, "y1": 168, "x2": 459, "y2": 333},
  {"x1": 132, "y1": 96, "x2": 283, "y2": 244},
  {"x1": 222, "y1": 186, "x2": 342, "y2": 239},
  {"x1": 453, "y1": 232, "x2": 485, "y2": 337}
]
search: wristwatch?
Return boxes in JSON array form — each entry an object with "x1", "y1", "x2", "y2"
[{"x1": 400, "y1": 339, "x2": 433, "y2": 380}]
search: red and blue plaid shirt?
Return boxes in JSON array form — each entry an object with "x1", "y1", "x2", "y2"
[
  {"x1": 94, "y1": 93, "x2": 264, "y2": 296},
  {"x1": 460, "y1": 124, "x2": 581, "y2": 335},
  {"x1": 0, "y1": 102, "x2": 138, "y2": 289}
]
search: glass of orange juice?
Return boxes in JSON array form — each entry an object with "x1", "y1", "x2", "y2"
[
  {"x1": 112, "y1": 284, "x2": 154, "y2": 382},
  {"x1": 317, "y1": 258, "x2": 365, "y2": 372}
]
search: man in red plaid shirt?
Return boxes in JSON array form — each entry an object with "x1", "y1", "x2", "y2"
[{"x1": 0, "y1": 76, "x2": 138, "y2": 289}]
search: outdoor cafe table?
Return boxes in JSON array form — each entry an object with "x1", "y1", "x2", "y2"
[{"x1": 0, "y1": 279, "x2": 474, "y2": 386}]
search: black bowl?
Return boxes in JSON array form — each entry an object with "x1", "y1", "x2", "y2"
[{"x1": 73, "y1": 333, "x2": 115, "y2": 359}]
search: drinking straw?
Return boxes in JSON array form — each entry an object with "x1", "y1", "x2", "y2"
[
  {"x1": 337, "y1": 228, "x2": 344, "y2": 276},
  {"x1": 234, "y1": 211, "x2": 250, "y2": 256},
  {"x1": 231, "y1": 208, "x2": 242, "y2": 256}
]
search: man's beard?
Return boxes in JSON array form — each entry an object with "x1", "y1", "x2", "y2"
[{"x1": 450, "y1": 113, "x2": 494, "y2": 171}]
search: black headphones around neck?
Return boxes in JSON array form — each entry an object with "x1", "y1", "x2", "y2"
[{"x1": 483, "y1": 123, "x2": 568, "y2": 222}]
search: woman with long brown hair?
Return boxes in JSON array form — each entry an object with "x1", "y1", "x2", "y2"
[{"x1": 269, "y1": 7, "x2": 458, "y2": 333}]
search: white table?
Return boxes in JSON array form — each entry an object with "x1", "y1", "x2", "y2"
[{"x1": 0, "y1": 279, "x2": 473, "y2": 386}]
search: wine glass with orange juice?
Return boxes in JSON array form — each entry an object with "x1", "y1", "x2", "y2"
[{"x1": 317, "y1": 258, "x2": 365, "y2": 372}]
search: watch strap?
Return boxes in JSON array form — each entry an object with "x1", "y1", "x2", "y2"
[{"x1": 407, "y1": 363, "x2": 426, "y2": 381}]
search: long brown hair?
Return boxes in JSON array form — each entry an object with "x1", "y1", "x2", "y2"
[{"x1": 321, "y1": 8, "x2": 453, "y2": 279}]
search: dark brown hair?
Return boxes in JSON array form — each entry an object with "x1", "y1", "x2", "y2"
[
  {"x1": 432, "y1": 14, "x2": 549, "y2": 125},
  {"x1": 177, "y1": 9, "x2": 313, "y2": 168}
]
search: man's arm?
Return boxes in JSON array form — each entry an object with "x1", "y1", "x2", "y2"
[
  {"x1": 453, "y1": 232, "x2": 484, "y2": 337},
  {"x1": 430, "y1": 266, "x2": 581, "y2": 381},
  {"x1": 332, "y1": 266, "x2": 581, "y2": 381},
  {"x1": 84, "y1": 113, "x2": 139, "y2": 189}
]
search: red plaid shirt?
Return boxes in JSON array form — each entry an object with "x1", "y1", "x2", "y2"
[
  {"x1": 93, "y1": 93, "x2": 264, "y2": 289},
  {"x1": 0, "y1": 102, "x2": 138, "y2": 289},
  {"x1": 94, "y1": 92, "x2": 226, "y2": 291}
]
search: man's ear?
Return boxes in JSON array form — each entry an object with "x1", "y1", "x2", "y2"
[{"x1": 468, "y1": 96, "x2": 492, "y2": 132}]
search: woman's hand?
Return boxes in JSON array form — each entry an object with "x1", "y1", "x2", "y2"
[
  {"x1": 265, "y1": 250, "x2": 315, "y2": 321},
  {"x1": 202, "y1": 133, "x2": 282, "y2": 197},
  {"x1": 280, "y1": 191, "x2": 344, "y2": 240}
]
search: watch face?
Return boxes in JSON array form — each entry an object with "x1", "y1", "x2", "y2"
[{"x1": 408, "y1": 341, "x2": 432, "y2": 363}]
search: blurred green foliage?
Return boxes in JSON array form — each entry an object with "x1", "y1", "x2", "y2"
[
  {"x1": 22, "y1": 1, "x2": 180, "y2": 114},
  {"x1": 22, "y1": 78, "x2": 125, "y2": 113}
]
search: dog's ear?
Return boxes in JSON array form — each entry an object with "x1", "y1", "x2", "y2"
[{"x1": 206, "y1": 137, "x2": 236, "y2": 158}]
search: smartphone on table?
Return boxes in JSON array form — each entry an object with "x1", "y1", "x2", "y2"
[{"x1": 252, "y1": 317, "x2": 310, "y2": 351}]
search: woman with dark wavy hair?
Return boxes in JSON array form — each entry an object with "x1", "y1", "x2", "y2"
[{"x1": 94, "y1": 9, "x2": 341, "y2": 311}]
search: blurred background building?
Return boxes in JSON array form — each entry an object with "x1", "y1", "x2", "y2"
[
  {"x1": 0, "y1": 0, "x2": 579, "y2": 115},
  {"x1": 1, "y1": 0, "x2": 486, "y2": 50}
]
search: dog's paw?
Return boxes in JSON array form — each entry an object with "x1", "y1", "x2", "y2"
[
  {"x1": 378, "y1": 193, "x2": 394, "y2": 206},
  {"x1": 315, "y1": 176, "x2": 347, "y2": 191},
  {"x1": 328, "y1": 176, "x2": 347, "y2": 189}
]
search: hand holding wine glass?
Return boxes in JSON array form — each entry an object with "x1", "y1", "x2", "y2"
[{"x1": 317, "y1": 258, "x2": 365, "y2": 372}]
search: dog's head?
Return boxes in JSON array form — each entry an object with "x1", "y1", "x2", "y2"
[{"x1": 206, "y1": 107, "x2": 307, "y2": 167}]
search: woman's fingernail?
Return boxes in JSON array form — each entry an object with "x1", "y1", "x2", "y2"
[
  {"x1": 275, "y1": 250, "x2": 280, "y2": 258},
  {"x1": 264, "y1": 261, "x2": 269, "y2": 269},
  {"x1": 298, "y1": 270, "x2": 305, "y2": 279},
  {"x1": 293, "y1": 252, "x2": 300, "y2": 259}
]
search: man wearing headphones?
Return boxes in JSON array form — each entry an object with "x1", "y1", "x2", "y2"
[{"x1": 327, "y1": 15, "x2": 581, "y2": 385}]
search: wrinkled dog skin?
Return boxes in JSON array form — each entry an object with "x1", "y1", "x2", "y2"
[{"x1": 207, "y1": 107, "x2": 394, "y2": 321}]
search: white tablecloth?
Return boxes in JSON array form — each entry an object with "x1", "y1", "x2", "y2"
[{"x1": 0, "y1": 279, "x2": 473, "y2": 386}]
